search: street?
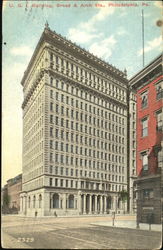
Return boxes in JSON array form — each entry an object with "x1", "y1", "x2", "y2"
[{"x1": 2, "y1": 215, "x2": 162, "y2": 249}]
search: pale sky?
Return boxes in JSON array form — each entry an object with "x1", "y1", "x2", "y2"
[{"x1": 2, "y1": 0, "x2": 162, "y2": 186}]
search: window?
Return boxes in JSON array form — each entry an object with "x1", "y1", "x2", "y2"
[
  {"x1": 143, "y1": 189, "x2": 154, "y2": 200},
  {"x1": 50, "y1": 115, "x2": 53, "y2": 123},
  {"x1": 142, "y1": 117, "x2": 148, "y2": 137},
  {"x1": 50, "y1": 102, "x2": 53, "y2": 111},
  {"x1": 53, "y1": 193, "x2": 59, "y2": 208},
  {"x1": 49, "y1": 178, "x2": 53, "y2": 186},
  {"x1": 157, "y1": 149, "x2": 163, "y2": 167},
  {"x1": 156, "y1": 83, "x2": 163, "y2": 100},
  {"x1": 141, "y1": 92, "x2": 148, "y2": 109},
  {"x1": 69, "y1": 195, "x2": 74, "y2": 208},
  {"x1": 33, "y1": 196, "x2": 36, "y2": 208},
  {"x1": 156, "y1": 109, "x2": 162, "y2": 131},
  {"x1": 142, "y1": 153, "x2": 148, "y2": 171}
]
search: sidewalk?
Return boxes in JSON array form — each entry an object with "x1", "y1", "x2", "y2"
[{"x1": 91, "y1": 219, "x2": 162, "y2": 232}]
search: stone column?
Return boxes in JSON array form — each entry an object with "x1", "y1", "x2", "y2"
[
  {"x1": 89, "y1": 195, "x2": 92, "y2": 214},
  {"x1": 114, "y1": 196, "x2": 117, "y2": 213},
  {"x1": 44, "y1": 192, "x2": 50, "y2": 215},
  {"x1": 104, "y1": 196, "x2": 107, "y2": 214},
  {"x1": 83, "y1": 194, "x2": 86, "y2": 214},
  {"x1": 78, "y1": 193, "x2": 82, "y2": 214},
  {"x1": 24, "y1": 196, "x2": 27, "y2": 214},
  {"x1": 112, "y1": 196, "x2": 116, "y2": 210},
  {"x1": 50, "y1": 193, "x2": 53, "y2": 209},
  {"x1": 20, "y1": 196, "x2": 22, "y2": 213},
  {"x1": 95, "y1": 195, "x2": 97, "y2": 214},
  {"x1": 100, "y1": 196, "x2": 103, "y2": 214},
  {"x1": 63, "y1": 193, "x2": 67, "y2": 211}
]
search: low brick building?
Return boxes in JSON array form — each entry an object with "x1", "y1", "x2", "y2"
[{"x1": 7, "y1": 174, "x2": 22, "y2": 211}]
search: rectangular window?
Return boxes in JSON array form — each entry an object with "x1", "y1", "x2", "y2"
[
  {"x1": 142, "y1": 118, "x2": 148, "y2": 137},
  {"x1": 49, "y1": 178, "x2": 53, "y2": 186},
  {"x1": 156, "y1": 83, "x2": 163, "y2": 100},
  {"x1": 50, "y1": 115, "x2": 53, "y2": 123},
  {"x1": 50, "y1": 102, "x2": 53, "y2": 111},
  {"x1": 141, "y1": 92, "x2": 148, "y2": 109},
  {"x1": 142, "y1": 153, "x2": 148, "y2": 171},
  {"x1": 143, "y1": 189, "x2": 154, "y2": 200},
  {"x1": 156, "y1": 110, "x2": 162, "y2": 131}
]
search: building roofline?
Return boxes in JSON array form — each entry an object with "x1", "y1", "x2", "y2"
[
  {"x1": 21, "y1": 25, "x2": 127, "y2": 86},
  {"x1": 129, "y1": 54, "x2": 162, "y2": 87}
]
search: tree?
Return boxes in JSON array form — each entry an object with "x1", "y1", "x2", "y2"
[
  {"x1": 2, "y1": 191, "x2": 10, "y2": 213},
  {"x1": 118, "y1": 190, "x2": 128, "y2": 214}
]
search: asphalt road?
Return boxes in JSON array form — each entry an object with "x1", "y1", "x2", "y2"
[{"x1": 2, "y1": 215, "x2": 162, "y2": 249}]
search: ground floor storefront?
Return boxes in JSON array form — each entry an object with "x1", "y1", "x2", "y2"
[
  {"x1": 20, "y1": 189, "x2": 127, "y2": 217},
  {"x1": 135, "y1": 174, "x2": 161, "y2": 224}
]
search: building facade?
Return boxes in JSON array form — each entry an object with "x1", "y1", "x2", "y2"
[
  {"x1": 20, "y1": 24, "x2": 134, "y2": 216},
  {"x1": 130, "y1": 54, "x2": 163, "y2": 224},
  {"x1": 2, "y1": 174, "x2": 22, "y2": 213},
  {"x1": 128, "y1": 90, "x2": 137, "y2": 213},
  {"x1": 7, "y1": 174, "x2": 22, "y2": 210}
]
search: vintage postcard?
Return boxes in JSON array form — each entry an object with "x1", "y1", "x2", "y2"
[{"x1": 2, "y1": 0, "x2": 162, "y2": 249}]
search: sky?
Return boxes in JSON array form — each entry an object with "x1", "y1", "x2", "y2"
[{"x1": 2, "y1": 0, "x2": 162, "y2": 186}]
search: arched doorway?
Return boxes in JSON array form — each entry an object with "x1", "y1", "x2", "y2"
[
  {"x1": 68, "y1": 195, "x2": 74, "y2": 209},
  {"x1": 53, "y1": 193, "x2": 59, "y2": 208},
  {"x1": 107, "y1": 196, "x2": 112, "y2": 210}
]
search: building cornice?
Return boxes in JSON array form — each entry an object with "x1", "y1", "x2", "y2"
[
  {"x1": 129, "y1": 54, "x2": 162, "y2": 90},
  {"x1": 21, "y1": 26, "x2": 127, "y2": 87}
]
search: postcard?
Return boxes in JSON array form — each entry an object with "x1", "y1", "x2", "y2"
[{"x1": 2, "y1": 0, "x2": 162, "y2": 249}]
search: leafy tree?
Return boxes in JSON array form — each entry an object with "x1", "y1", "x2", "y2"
[{"x1": 2, "y1": 191, "x2": 10, "y2": 213}]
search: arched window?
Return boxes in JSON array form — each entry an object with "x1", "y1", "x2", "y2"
[
  {"x1": 39, "y1": 194, "x2": 42, "y2": 208},
  {"x1": 28, "y1": 196, "x2": 30, "y2": 208},
  {"x1": 33, "y1": 195, "x2": 36, "y2": 208},
  {"x1": 69, "y1": 195, "x2": 74, "y2": 209},
  {"x1": 53, "y1": 193, "x2": 59, "y2": 208}
]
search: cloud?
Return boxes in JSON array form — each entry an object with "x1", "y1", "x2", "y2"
[
  {"x1": 68, "y1": 2, "x2": 115, "y2": 44},
  {"x1": 117, "y1": 27, "x2": 128, "y2": 36},
  {"x1": 10, "y1": 46, "x2": 33, "y2": 57},
  {"x1": 89, "y1": 35, "x2": 117, "y2": 60},
  {"x1": 138, "y1": 35, "x2": 162, "y2": 56},
  {"x1": 68, "y1": 29, "x2": 100, "y2": 44},
  {"x1": 154, "y1": 1, "x2": 162, "y2": 8}
]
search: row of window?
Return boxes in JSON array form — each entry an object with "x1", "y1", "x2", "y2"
[
  {"x1": 49, "y1": 164, "x2": 125, "y2": 175},
  {"x1": 50, "y1": 153, "x2": 125, "y2": 165},
  {"x1": 50, "y1": 115, "x2": 125, "y2": 134},
  {"x1": 49, "y1": 178, "x2": 125, "y2": 191},
  {"x1": 52, "y1": 103, "x2": 125, "y2": 124},
  {"x1": 51, "y1": 140, "x2": 125, "y2": 153},
  {"x1": 49, "y1": 167, "x2": 124, "y2": 182},
  {"x1": 50, "y1": 127, "x2": 125, "y2": 142},
  {"x1": 141, "y1": 109, "x2": 162, "y2": 137},
  {"x1": 49, "y1": 54, "x2": 126, "y2": 101},
  {"x1": 50, "y1": 86, "x2": 126, "y2": 115},
  {"x1": 141, "y1": 83, "x2": 162, "y2": 109}
]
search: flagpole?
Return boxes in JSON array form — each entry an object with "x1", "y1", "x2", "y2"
[{"x1": 142, "y1": 10, "x2": 145, "y2": 67}]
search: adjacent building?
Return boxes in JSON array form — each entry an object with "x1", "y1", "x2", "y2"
[
  {"x1": 130, "y1": 54, "x2": 163, "y2": 224},
  {"x1": 20, "y1": 24, "x2": 135, "y2": 216},
  {"x1": 2, "y1": 174, "x2": 22, "y2": 213}
]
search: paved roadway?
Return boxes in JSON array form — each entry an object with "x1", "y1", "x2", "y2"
[{"x1": 2, "y1": 215, "x2": 162, "y2": 249}]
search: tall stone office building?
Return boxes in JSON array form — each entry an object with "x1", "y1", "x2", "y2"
[{"x1": 20, "y1": 24, "x2": 134, "y2": 216}]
